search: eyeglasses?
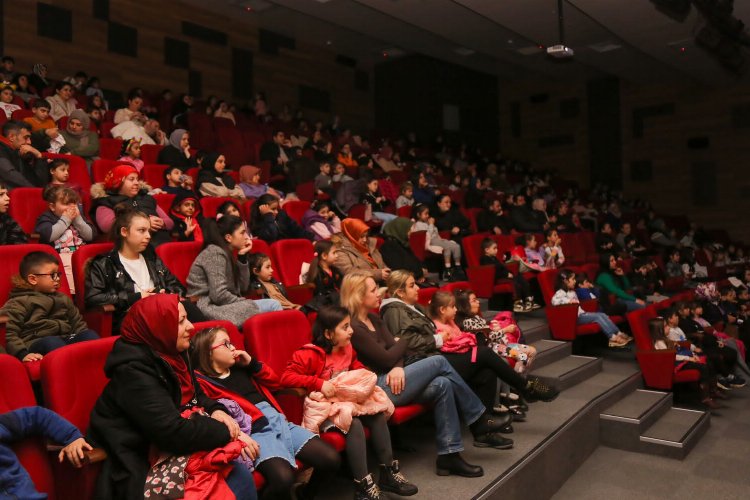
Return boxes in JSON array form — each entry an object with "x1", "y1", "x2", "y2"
[
  {"x1": 33, "y1": 272, "x2": 61, "y2": 280},
  {"x1": 210, "y1": 340, "x2": 234, "y2": 351}
]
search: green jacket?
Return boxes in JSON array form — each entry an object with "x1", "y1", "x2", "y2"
[
  {"x1": 1, "y1": 285, "x2": 88, "y2": 358},
  {"x1": 379, "y1": 298, "x2": 440, "y2": 359},
  {"x1": 595, "y1": 272, "x2": 636, "y2": 301}
]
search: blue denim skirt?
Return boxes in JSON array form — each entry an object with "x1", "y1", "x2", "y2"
[{"x1": 252, "y1": 401, "x2": 315, "y2": 468}]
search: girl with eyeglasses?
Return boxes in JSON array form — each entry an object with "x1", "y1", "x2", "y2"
[{"x1": 191, "y1": 326, "x2": 341, "y2": 499}]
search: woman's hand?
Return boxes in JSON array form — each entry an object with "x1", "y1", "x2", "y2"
[
  {"x1": 211, "y1": 410, "x2": 240, "y2": 439},
  {"x1": 58, "y1": 437, "x2": 93, "y2": 468},
  {"x1": 23, "y1": 353, "x2": 43, "y2": 362},
  {"x1": 451, "y1": 227, "x2": 460, "y2": 235},
  {"x1": 237, "y1": 432, "x2": 260, "y2": 462},
  {"x1": 614, "y1": 267, "x2": 624, "y2": 276},
  {"x1": 140, "y1": 288, "x2": 156, "y2": 299},
  {"x1": 380, "y1": 268, "x2": 391, "y2": 280},
  {"x1": 635, "y1": 299, "x2": 646, "y2": 306},
  {"x1": 258, "y1": 203, "x2": 272, "y2": 215},
  {"x1": 386, "y1": 367, "x2": 406, "y2": 395},
  {"x1": 321, "y1": 381, "x2": 336, "y2": 398},
  {"x1": 233, "y1": 350, "x2": 252, "y2": 367},
  {"x1": 237, "y1": 239, "x2": 253, "y2": 256},
  {"x1": 149, "y1": 215, "x2": 164, "y2": 231}
]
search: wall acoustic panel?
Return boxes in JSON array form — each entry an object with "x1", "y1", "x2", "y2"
[
  {"x1": 93, "y1": 0, "x2": 109, "y2": 20},
  {"x1": 182, "y1": 22, "x2": 227, "y2": 46},
  {"x1": 632, "y1": 103, "x2": 675, "y2": 138},
  {"x1": 164, "y1": 37, "x2": 190, "y2": 69},
  {"x1": 189, "y1": 70, "x2": 202, "y2": 98},
  {"x1": 259, "y1": 29, "x2": 296, "y2": 55},
  {"x1": 108, "y1": 22, "x2": 137, "y2": 57},
  {"x1": 231, "y1": 47, "x2": 253, "y2": 100},
  {"x1": 354, "y1": 70, "x2": 369, "y2": 92},
  {"x1": 691, "y1": 161, "x2": 717, "y2": 206},
  {"x1": 38, "y1": 3, "x2": 72, "y2": 42}
]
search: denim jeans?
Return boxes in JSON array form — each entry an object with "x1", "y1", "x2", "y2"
[
  {"x1": 376, "y1": 355, "x2": 485, "y2": 455},
  {"x1": 29, "y1": 329, "x2": 100, "y2": 355},
  {"x1": 225, "y1": 460, "x2": 257, "y2": 500},
  {"x1": 254, "y1": 298, "x2": 283, "y2": 313},
  {"x1": 578, "y1": 312, "x2": 619, "y2": 338}
]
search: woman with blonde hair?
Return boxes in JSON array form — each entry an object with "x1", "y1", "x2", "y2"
[{"x1": 343, "y1": 270, "x2": 513, "y2": 477}]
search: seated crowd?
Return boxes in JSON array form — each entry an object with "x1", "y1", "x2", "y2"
[{"x1": 0, "y1": 60, "x2": 749, "y2": 500}]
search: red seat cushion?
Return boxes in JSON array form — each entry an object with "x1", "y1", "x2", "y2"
[
  {"x1": 390, "y1": 404, "x2": 428, "y2": 425},
  {"x1": 674, "y1": 369, "x2": 701, "y2": 384},
  {"x1": 24, "y1": 361, "x2": 42, "y2": 381},
  {"x1": 575, "y1": 323, "x2": 603, "y2": 335}
]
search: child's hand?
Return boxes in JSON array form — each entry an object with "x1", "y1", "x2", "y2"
[
  {"x1": 23, "y1": 353, "x2": 43, "y2": 362},
  {"x1": 237, "y1": 432, "x2": 260, "y2": 461},
  {"x1": 185, "y1": 217, "x2": 196, "y2": 235},
  {"x1": 428, "y1": 217, "x2": 435, "y2": 225},
  {"x1": 59, "y1": 437, "x2": 93, "y2": 468},
  {"x1": 451, "y1": 227, "x2": 460, "y2": 235},
  {"x1": 321, "y1": 381, "x2": 336, "y2": 398},
  {"x1": 232, "y1": 350, "x2": 252, "y2": 366},
  {"x1": 140, "y1": 288, "x2": 156, "y2": 299}
]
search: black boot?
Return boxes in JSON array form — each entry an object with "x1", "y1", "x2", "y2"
[
  {"x1": 378, "y1": 460, "x2": 418, "y2": 496},
  {"x1": 523, "y1": 377, "x2": 560, "y2": 402},
  {"x1": 473, "y1": 432, "x2": 514, "y2": 449},
  {"x1": 442, "y1": 267, "x2": 453, "y2": 281},
  {"x1": 470, "y1": 411, "x2": 512, "y2": 436},
  {"x1": 435, "y1": 453, "x2": 484, "y2": 477},
  {"x1": 354, "y1": 474, "x2": 381, "y2": 500}
]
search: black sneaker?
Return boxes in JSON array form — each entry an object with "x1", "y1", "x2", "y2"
[
  {"x1": 354, "y1": 474, "x2": 381, "y2": 500},
  {"x1": 728, "y1": 374, "x2": 747, "y2": 388},
  {"x1": 717, "y1": 377, "x2": 732, "y2": 391},
  {"x1": 473, "y1": 432, "x2": 514, "y2": 449},
  {"x1": 378, "y1": 460, "x2": 418, "y2": 497},
  {"x1": 523, "y1": 378, "x2": 560, "y2": 402}
]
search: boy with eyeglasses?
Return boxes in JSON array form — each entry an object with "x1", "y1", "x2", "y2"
[{"x1": 1, "y1": 251, "x2": 98, "y2": 362}]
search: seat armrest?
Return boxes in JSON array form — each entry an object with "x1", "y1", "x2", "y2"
[{"x1": 545, "y1": 304, "x2": 580, "y2": 341}]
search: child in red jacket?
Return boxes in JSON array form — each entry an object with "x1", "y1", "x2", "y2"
[{"x1": 281, "y1": 306, "x2": 418, "y2": 500}]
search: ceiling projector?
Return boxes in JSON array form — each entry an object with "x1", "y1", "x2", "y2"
[{"x1": 546, "y1": 44, "x2": 575, "y2": 58}]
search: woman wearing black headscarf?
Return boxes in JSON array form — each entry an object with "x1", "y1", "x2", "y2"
[{"x1": 196, "y1": 152, "x2": 245, "y2": 199}]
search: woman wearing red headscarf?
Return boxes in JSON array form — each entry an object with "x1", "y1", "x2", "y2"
[
  {"x1": 90, "y1": 164, "x2": 174, "y2": 246},
  {"x1": 88, "y1": 294, "x2": 258, "y2": 500},
  {"x1": 334, "y1": 218, "x2": 391, "y2": 283}
]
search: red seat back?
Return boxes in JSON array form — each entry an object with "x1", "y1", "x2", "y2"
[
  {"x1": 98, "y1": 138, "x2": 122, "y2": 160},
  {"x1": 72, "y1": 242, "x2": 114, "y2": 310},
  {"x1": 243, "y1": 310, "x2": 311, "y2": 371},
  {"x1": 397, "y1": 206, "x2": 412, "y2": 218},
  {"x1": 9, "y1": 187, "x2": 48, "y2": 235},
  {"x1": 152, "y1": 193, "x2": 176, "y2": 215},
  {"x1": 0, "y1": 354, "x2": 56, "y2": 499},
  {"x1": 627, "y1": 306, "x2": 658, "y2": 352},
  {"x1": 42, "y1": 153, "x2": 92, "y2": 193},
  {"x1": 347, "y1": 204, "x2": 367, "y2": 221},
  {"x1": 537, "y1": 269, "x2": 560, "y2": 305},
  {"x1": 199, "y1": 196, "x2": 237, "y2": 219},
  {"x1": 461, "y1": 207, "x2": 482, "y2": 233},
  {"x1": 282, "y1": 200, "x2": 311, "y2": 225},
  {"x1": 141, "y1": 164, "x2": 168, "y2": 189},
  {"x1": 295, "y1": 181, "x2": 315, "y2": 202},
  {"x1": 270, "y1": 239, "x2": 314, "y2": 287},
  {"x1": 462, "y1": 233, "x2": 490, "y2": 268},
  {"x1": 41, "y1": 337, "x2": 118, "y2": 432},
  {"x1": 140, "y1": 144, "x2": 164, "y2": 165},
  {"x1": 11, "y1": 109, "x2": 34, "y2": 121},
  {"x1": 155, "y1": 241, "x2": 202, "y2": 286},
  {"x1": 408, "y1": 231, "x2": 427, "y2": 261},
  {"x1": 250, "y1": 238, "x2": 270, "y2": 256}
]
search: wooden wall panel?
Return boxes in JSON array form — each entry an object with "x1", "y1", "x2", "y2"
[{"x1": 2, "y1": 0, "x2": 373, "y2": 130}]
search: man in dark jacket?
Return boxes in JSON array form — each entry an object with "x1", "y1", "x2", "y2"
[
  {"x1": 432, "y1": 195, "x2": 471, "y2": 239},
  {"x1": 510, "y1": 194, "x2": 543, "y2": 233},
  {"x1": 476, "y1": 199, "x2": 511, "y2": 235},
  {"x1": 259, "y1": 130, "x2": 291, "y2": 168},
  {"x1": 0, "y1": 121, "x2": 48, "y2": 189}
]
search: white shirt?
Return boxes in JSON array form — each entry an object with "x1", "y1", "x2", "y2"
[{"x1": 119, "y1": 253, "x2": 154, "y2": 293}]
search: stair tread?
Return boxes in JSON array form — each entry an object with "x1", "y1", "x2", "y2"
[
  {"x1": 531, "y1": 355, "x2": 599, "y2": 377},
  {"x1": 601, "y1": 389, "x2": 670, "y2": 421},
  {"x1": 531, "y1": 339, "x2": 568, "y2": 354},
  {"x1": 641, "y1": 407, "x2": 707, "y2": 444}
]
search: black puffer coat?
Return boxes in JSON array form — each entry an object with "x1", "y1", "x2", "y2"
[{"x1": 88, "y1": 338, "x2": 230, "y2": 500}]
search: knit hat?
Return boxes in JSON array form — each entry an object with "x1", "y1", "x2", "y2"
[{"x1": 104, "y1": 164, "x2": 139, "y2": 192}]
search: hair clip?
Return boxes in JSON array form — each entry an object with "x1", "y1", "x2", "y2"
[{"x1": 313, "y1": 252, "x2": 318, "y2": 257}]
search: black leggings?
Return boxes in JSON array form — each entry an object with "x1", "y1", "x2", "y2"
[
  {"x1": 443, "y1": 346, "x2": 527, "y2": 408},
  {"x1": 256, "y1": 436, "x2": 340, "y2": 500},
  {"x1": 345, "y1": 414, "x2": 393, "y2": 480}
]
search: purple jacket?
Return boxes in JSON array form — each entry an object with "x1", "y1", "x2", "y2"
[{"x1": 301, "y1": 209, "x2": 335, "y2": 241}]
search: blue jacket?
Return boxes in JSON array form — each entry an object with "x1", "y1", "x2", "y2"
[{"x1": 0, "y1": 407, "x2": 82, "y2": 500}]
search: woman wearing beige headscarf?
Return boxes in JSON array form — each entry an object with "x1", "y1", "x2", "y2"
[{"x1": 60, "y1": 109, "x2": 99, "y2": 161}]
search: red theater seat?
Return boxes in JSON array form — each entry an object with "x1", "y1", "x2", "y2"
[
  {"x1": 269, "y1": 239, "x2": 315, "y2": 304},
  {"x1": 9, "y1": 187, "x2": 48, "y2": 237},
  {"x1": 91, "y1": 159, "x2": 127, "y2": 184},
  {"x1": 200, "y1": 196, "x2": 237, "y2": 219},
  {"x1": 140, "y1": 144, "x2": 164, "y2": 165},
  {"x1": 141, "y1": 164, "x2": 168, "y2": 189},
  {"x1": 0, "y1": 354, "x2": 57, "y2": 499},
  {"x1": 282, "y1": 200, "x2": 311, "y2": 225},
  {"x1": 155, "y1": 241, "x2": 202, "y2": 287},
  {"x1": 71, "y1": 243, "x2": 115, "y2": 338},
  {"x1": 98, "y1": 138, "x2": 122, "y2": 160}
]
